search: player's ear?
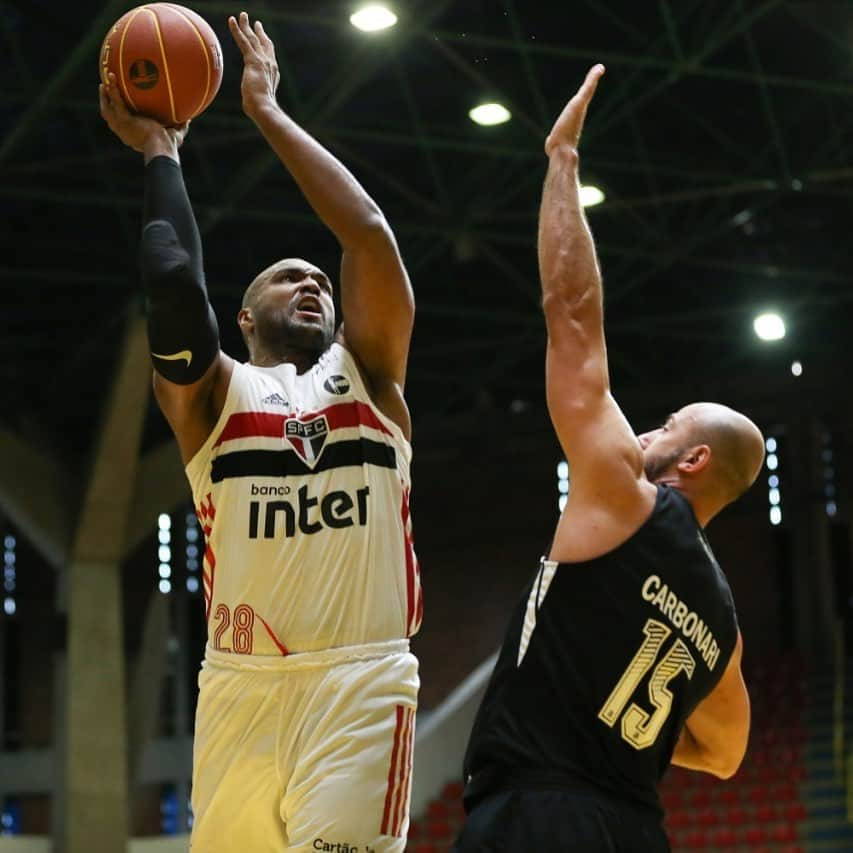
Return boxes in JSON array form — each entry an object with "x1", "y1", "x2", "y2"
[
  {"x1": 237, "y1": 307, "x2": 253, "y2": 332},
  {"x1": 678, "y1": 444, "x2": 711, "y2": 475}
]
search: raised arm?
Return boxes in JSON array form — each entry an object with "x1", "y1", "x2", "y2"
[
  {"x1": 540, "y1": 66, "x2": 655, "y2": 558},
  {"x1": 229, "y1": 13, "x2": 413, "y2": 429},
  {"x1": 99, "y1": 77, "x2": 233, "y2": 464}
]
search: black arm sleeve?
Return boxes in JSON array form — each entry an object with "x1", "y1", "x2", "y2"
[{"x1": 140, "y1": 155, "x2": 219, "y2": 384}]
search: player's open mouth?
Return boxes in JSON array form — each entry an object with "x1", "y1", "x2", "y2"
[{"x1": 295, "y1": 296, "x2": 322, "y2": 319}]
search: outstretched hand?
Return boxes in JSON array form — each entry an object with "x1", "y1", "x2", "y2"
[
  {"x1": 545, "y1": 64, "x2": 605, "y2": 156},
  {"x1": 228, "y1": 11, "x2": 280, "y2": 116},
  {"x1": 99, "y1": 73, "x2": 188, "y2": 156}
]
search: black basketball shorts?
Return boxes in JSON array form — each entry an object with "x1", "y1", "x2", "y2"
[{"x1": 452, "y1": 788, "x2": 671, "y2": 853}]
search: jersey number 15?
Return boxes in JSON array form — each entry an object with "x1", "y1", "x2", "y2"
[
  {"x1": 517, "y1": 561, "x2": 696, "y2": 751},
  {"x1": 598, "y1": 618, "x2": 696, "y2": 750}
]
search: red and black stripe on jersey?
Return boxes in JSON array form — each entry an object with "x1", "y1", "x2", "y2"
[{"x1": 210, "y1": 401, "x2": 398, "y2": 483}]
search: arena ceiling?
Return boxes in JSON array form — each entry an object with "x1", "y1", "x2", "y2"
[{"x1": 3, "y1": 0, "x2": 853, "y2": 461}]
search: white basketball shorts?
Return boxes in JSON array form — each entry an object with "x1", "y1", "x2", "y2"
[{"x1": 190, "y1": 639, "x2": 419, "y2": 853}]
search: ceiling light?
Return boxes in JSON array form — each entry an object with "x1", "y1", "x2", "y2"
[
  {"x1": 469, "y1": 103, "x2": 511, "y2": 126},
  {"x1": 753, "y1": 312, "x2": 785, "y2": 341},
  {"x1": 580, "y1": 185, "x2": 605, "y2": 207},
  {"x1": 791, "y1": 360, "x2": 803, "y2": 377},
  {"x1": 350, "y1": 4, "x2": 397, "y2": 32}
]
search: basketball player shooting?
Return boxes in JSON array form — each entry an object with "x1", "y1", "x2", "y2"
[
  {"x1": 99, "y1": 12, "x2": 421, "y2": 853},
  {"x1": 454, "y1": 66, "x2": 765, "y2": 852}
]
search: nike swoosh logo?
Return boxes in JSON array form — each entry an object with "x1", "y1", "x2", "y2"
[{"x1": 151, "y1": 349, "x2": 193, "y2": 367}]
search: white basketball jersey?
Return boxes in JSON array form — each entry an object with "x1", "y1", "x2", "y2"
[{"x1": 185, "y1": 343, "x2": 422, "y2": 656}]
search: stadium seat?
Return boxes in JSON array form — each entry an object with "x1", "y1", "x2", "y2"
[
  {"x1": 442, "y1": 780, "x2": 464, "y2": 801},
  {"x1": 772, "y1": 783, "x2": 798, "y2": 802},
  {"x1": 754, "y1": 803, "x2": 778, "y2": 823},
  {"x1": 661, "y1": 788, "x2": 685, "y2": 809},
  {"x1": 711, "y1": 826, "x2": 737, "y2": 847},
  {"x1": 726, "y1": 805, "x2": 749, "y2": 826},
  {"x1": 427, "y1": 801, "x2": 449, "y2": 819},
  {"x1": 743, "y1": 826, "x2": 767, "y2": 845},
  {"x1": 747, "y1": 785, "x2": 768, "y2": 804},
  {"x1": 786, "y1": 764, "x2": 807, "y2": 782},
  {"x1": 718, "y1": 786, "x2": 741, "y2": 806},
  {"x1": 771, "y1": 824, "x2": 799, "y2": 843},
  {"x1": 696, "y1": 808, "x2": 719, "y2": 827},
  {"x1": 667, "y1": 809, "x2": 691, "y2": 830},
  {"x1": 784, "y1": 801, "x2": 807, "y2": 822},
  {"x1": 682, "y1": 829, "x2": 708, "y2": 849},
  {"x1": 690, "y1": 789, "x2": 712, "y2": 808},
  {"x1": 426, "y1": 819, "x2": 451, "y2": 840}
]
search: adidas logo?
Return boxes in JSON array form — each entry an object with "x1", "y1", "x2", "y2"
[{"x1": 262, "y1": 393, "x2": 289, "y2": 407}]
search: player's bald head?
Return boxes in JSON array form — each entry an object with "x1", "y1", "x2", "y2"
[
  {"x1": 242, "y1": 258, "x2": 320, "y2": 310},
  {"x1": 679, "y1": 402, "x2": 765, "y2": 502}
]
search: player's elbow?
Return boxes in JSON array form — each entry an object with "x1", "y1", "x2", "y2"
[
  {"x1": 702, "y1": 727, "x2": 749, "y2": 780},
  {"x1": 346, "y1": 208, "x2": 394, "y2": 250},
  {"x1": 709, "y1": 752, "x2": 743, "y2": 780}
]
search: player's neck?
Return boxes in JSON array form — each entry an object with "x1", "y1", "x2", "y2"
[
  {"x1": 656, "y1": 475, "x2": 719, "y2": 528},
  {"x1": 250, "y1": 343, "x2": 322, "y2": 374}
]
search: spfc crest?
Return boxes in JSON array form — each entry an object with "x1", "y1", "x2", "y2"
[{"x1": 285, "y1": 415, "x2": 329, "y2": 467}]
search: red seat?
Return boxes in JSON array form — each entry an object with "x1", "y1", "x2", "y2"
[
  {"x1": 711, "y1": 827, "x2": 737, "y2": 846},
  {"x1": 771, "y1": 824, "x2": 799, "y2": 843},
  {"x1": 747, "y1": 785, "x2": 768, "y2": 804},
  {"x1": 682, "y1": 829, "x2": 708, "y2": 849},
  {"x1": 718, "y1": 787, "x2": 740, "y2": 806},
  {"x1": 690, "y1": 790, "x2": 712, "y2": 808},
  {"x1": 696, "y1": 808, "x2": 719, "y2": 828},
  {"x1": 754, "y1": 803, "x2": 778, "y2": 823},
  {"x1": 407, "y1": 819, "x2": 421, "y2": 840},
  {"x1": 743, "y1": 826, "x2": 767, "y2": 845},
  {"x1": 786, "y1": 765, "x2": 808, "y2": 782},
  {"x1": 409, "y1": 844, "x2": 436, "y2": 853},
  {"x1": 784, "y1": 801, "x2": 807, "y2": 821},
  {"x1": 749, "y1": 748, "x2": 769, "y2": 766},
  {"x1": 772, "y1": 783, "x2": 798, "y2": 802},
  {"x1": 442, "y1": 780, "x2": 464, "y2": 801},
  {"x1": 661, "y1": 789, "x2": 685, "y2": 809},
  {"x1": 667, "y1": 809, "x2": 690, "y2": 830},
  {"x1": 726, "y1": 805, "x2": 749, "y2": 826},
  {"x1": 425, "y1": 819, "x2": 451, "y2": 840},
  {"x1": 427, "y1": 801, "x2": 449, "y2": 819},
  {"x1": 756, "y1": 765, "x2": 774, "y2": 784}
]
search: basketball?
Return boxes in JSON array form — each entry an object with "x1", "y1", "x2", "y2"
[{"x1": 99, "y1": 3, "x2": 223, "y2": 126}]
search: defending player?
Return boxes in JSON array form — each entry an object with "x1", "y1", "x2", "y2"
[
  {"x1": 99, "y1": 12, "x2": 421, "y2": 853},
  {"x1": 453, "y1": 66, "x2": 763, "y2": 852}
]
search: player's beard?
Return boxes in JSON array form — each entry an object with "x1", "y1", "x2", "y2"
[
  {"x1": 255, "y1": 305, "x2": 334, "y2": 358},
  {"x1": 643, "y1": 446, "x2": 686, "y2": 483}
]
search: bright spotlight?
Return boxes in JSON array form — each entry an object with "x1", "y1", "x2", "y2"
[
  {"x1": 350, "y1": 5, "x2": 397, "y2": 32},
  {"x1": 791, "y1": 360, "x2": 803, "y2": 377},
  {"x1": 580, "y1": 185, "x2": 605, "y2": 207},
  {"x1": 469, "y1": 103, "x2": 511, "y2": 126},
  {"x1": 753, "y1": 312, "x2": 785, "y2": 341}
]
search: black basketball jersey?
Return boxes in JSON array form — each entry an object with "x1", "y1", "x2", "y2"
[{"x1": 463, "y1": 484, "x2": 739, "y2": 814}]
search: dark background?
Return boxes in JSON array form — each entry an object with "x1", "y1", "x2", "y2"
[{"x1": 1, "y1": 0, "x2": 852, "y2": 835}]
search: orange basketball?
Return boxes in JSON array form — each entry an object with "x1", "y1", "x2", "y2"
[{"x1": 99, "y1": 3, "x2": 223, "y2": 126}]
